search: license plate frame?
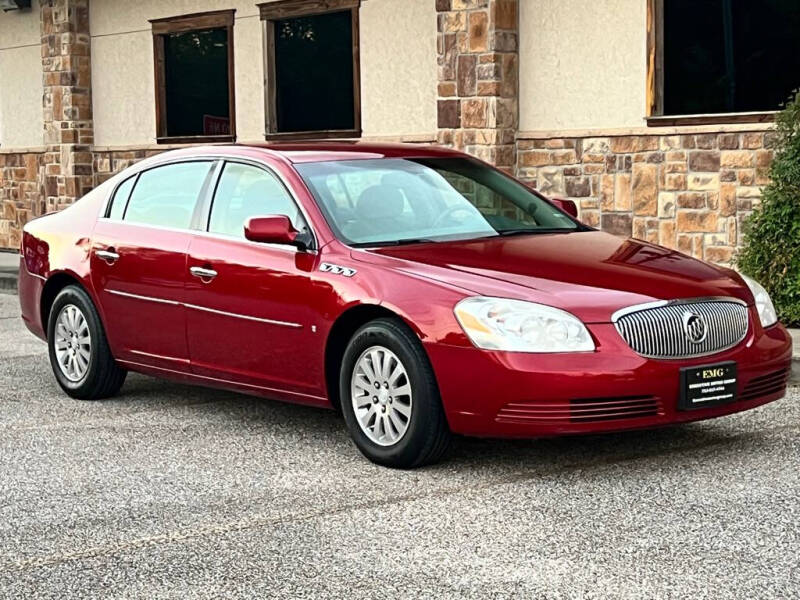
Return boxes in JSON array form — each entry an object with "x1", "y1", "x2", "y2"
[{"x1": 679, "y1": 361, "x2": 738, "y2": 411}]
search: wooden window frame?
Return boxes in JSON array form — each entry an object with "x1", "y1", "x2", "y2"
[
  {"x1": 258, "y1": 0, "x2": 362, "y2": 141},
  {"x1": 150, "y1": 10, "x2": 237, "y2": 144},
  {"x1": 645, "y1": 0, "x2": 777, "y2": 127}
]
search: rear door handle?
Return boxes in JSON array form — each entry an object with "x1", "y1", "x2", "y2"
[
  {"x1": 96, "y1": 249, "x2": 119, "y2": 263},
  {"x1": 190, "y1": 266, "x2": 218, "y2": 280}
]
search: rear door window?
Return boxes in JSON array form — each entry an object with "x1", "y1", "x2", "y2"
[{"x1": 123, "y1": 161, "x2": 213, "y2": 230}]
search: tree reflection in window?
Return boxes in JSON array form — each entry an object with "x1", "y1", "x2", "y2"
[
  {"x1": 164, "y1": 28, "x2": 230, "y2": 137},
  {"x1": 274, "y1": 11, "x2": 355, "y2": 133}
]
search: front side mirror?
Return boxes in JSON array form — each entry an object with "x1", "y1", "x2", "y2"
[
  {"x1": 549, "y1": 197, "x2": 579, "y2": 218},
  {"x1": 244, "y1": 215, "x2": 300, "y2": 246}
]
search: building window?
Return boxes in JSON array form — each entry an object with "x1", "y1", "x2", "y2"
[
  {"x1": 150, "y1": 10, "x2": 236, "y2": 143},
  {"x1": 646, "y1": 0, "x2": 800, "y2": 125},
  {"x1": 259, "y1": 0, "x2": 361, "y2": 140}
]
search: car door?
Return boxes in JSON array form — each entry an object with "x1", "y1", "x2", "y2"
[
  {"x1": 184, "y1": 160, "x2": 324, "y2": 401},
  {"x1": 91, "y1": 160, "x2": 217, "y2": 371}
]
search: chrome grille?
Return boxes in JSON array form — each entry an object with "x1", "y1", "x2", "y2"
[{"x1": 614, "y1": 300, "x2": 749, "y2": 359}]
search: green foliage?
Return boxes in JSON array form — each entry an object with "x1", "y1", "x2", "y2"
[{"x1": 736, "y1": 91, "x2": 800, "y2": 326}]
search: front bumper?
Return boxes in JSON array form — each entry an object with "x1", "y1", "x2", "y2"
[{"x1": 425, "y1": 311, "x2": 793, "y2": 438}]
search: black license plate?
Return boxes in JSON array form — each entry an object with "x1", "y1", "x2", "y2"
[{"x1": 679, "y1": 362, "x2": 738, "y2": 410}]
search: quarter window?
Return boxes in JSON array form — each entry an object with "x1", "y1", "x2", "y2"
[
  {"x1": 208, "y1": 162, "x2": 302, "y2": 238},
  {"x1": 107, "y1": 175, "x2": 136, "y2": 220},
  {"x1": 259, "y1": 0, "x2": 361, "y2": 139},
  {"x1": 150, "y1": 11, "x2": 236, "y2": 143},
  {"x1": 123, "y1": 162, "x2": 213, "y2": 230}
]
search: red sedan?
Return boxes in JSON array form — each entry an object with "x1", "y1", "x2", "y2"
[{"x1": 18, "y1": 143, "x2": 793, "y2": 468}]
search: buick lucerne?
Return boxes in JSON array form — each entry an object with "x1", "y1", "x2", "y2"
[{"x1": 18, "y1": 143, "x2": 793, "y2": 468}]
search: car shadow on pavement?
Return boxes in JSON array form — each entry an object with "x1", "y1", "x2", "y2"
[
  {"x1": 444, "y1": 425, "x2": 747, "y2": 474},
  {"x1": 107, "y1": 373, "x2": 771, "y2": 477}
]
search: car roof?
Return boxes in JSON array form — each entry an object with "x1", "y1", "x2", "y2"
[
  {"x1": 156, "y1": 141, "x2": 465, "y2": 165},
  {"x1": 240, "y1": 141, "x2": 465, "y2": 163}
]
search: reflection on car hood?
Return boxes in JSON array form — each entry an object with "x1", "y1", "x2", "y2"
[{"x1": 354, "y1": 231, "x2": 751, "y2": 323}]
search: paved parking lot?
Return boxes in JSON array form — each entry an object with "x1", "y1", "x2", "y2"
[{"x1": 0, "y1": 292, "x2": 798, "y2": 599}]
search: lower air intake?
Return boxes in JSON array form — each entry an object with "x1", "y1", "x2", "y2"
[
  {"x1": 496, "y1": 396, "x2": 662, "y2": 424},
  {"x1": 740, "y1": 368, "x2": 789, "y2": 402}
]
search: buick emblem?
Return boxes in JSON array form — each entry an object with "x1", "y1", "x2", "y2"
[{"x1": 682, "y1": 311, "x2": 708, "y2": 344}]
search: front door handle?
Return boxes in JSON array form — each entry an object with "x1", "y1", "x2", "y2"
[
  {"x1": 190, "y1": 266, "x2": 218, "y2": 280},
  {"x1": 96, "y1": 249, "x2": 119, "y2": 264}
]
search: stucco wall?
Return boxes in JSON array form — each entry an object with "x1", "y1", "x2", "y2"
[
  {"x1": 519, "y1": 0, "x2": 647, "y2": 132},
  {"x1": 0, "y1": 1, "x2": 44, "y2": 149},
  {"x1": 90, "y1": 0, "x2": 437, "y2": 147},
  {"x1": 90, "y1": 0, "x2": 264, "y2": 146},
  {"x1": 360, "y1": 0, "x2": 437, "y2": 138}
]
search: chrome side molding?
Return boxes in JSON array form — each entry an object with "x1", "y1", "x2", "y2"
[
  {"x1": 184, "y1": 303, "x2": 302, "y2": 329},
  {"x1": 106, "y1": 289, "x2": 179, "y2": 306},
  {"x1": 104, "y1": 289, "x2": 302, "y2": 329}
]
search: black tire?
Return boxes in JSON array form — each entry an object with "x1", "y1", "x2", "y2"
[
  {"x1": 47, "y1": 284, "x2": 127, "y2": 400},
  {"x1": 339, "y1": 318, "x2": 451, "y2": 468}
]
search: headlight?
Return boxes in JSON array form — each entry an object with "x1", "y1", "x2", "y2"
[
  {"x1": 454, "y1": 297, "x2": 595, "y2": 353},
  {"x1": 740, "y1": 274, "x2": 778, "y2": 328}
]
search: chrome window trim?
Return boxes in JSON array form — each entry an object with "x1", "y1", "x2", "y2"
[
  {"x1": 611, "y1": 296, "x2": 749, "y2": 323},
  {"x1": 97, "y1": 152, "x2": 319, "y2": 252},
  {"x1": 105, "y1": 288, "x2": 303, "y2": 329}
]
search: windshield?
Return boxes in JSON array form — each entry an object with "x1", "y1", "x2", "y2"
[{"x1": 295, "y1": 157, "x2": 580, "y2": 246}]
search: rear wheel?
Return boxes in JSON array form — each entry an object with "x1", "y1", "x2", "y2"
[
  {"x1": 47, "y1": 285, "x2": 126, "y2": 400},
  {"x1": 340, "y1": 318, "x2": 451, "y2": 468}
]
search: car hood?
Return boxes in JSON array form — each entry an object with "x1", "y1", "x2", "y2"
[{"x1": 352, "y1": 231, "x2": 752, "y2": 323}]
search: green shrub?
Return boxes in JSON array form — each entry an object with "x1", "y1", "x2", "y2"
[{"x1": 736, "y1": 91, "x2": 800, "y2": 327}]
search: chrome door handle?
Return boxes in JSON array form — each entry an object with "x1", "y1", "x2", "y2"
[
  {"x1": 190, "y1": 266, "x2": 218, "y2": 280},
  {"x1": 96, "y1": 249, "x2": 119, "y2": 263}
]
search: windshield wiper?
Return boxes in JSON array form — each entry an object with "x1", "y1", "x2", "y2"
[
  {"x1": 351, "y1": 238, "x2": 438, "y2": 248},
  {"x1": 495, "y1": 228, "x2": 574, "y2": 237}
]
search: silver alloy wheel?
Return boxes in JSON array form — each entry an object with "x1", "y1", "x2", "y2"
[
  {"x1": 53, "y1": 304, "x2": 92, "y2": 382},
  {"x1": 351, "y1": 345, "x2": 413, "y2": 447}
]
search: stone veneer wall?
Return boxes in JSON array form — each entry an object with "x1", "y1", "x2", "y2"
[
  {"x1": 1, "y1": 134, "x2": 778, "y2": 261},
  {"x1": 92, "y1": 148, "x2": 165, "y2": 186},
  {"x1": 436, "y1": 0, "x2": 518, "y2": 173},
  {"x1": 516, "y1": 128, "x2": 777, "y2": 265},
  {"x1": 0, "y1": 151, "x2": 45, "y2": 250},
  {"x1": 41, "y1": 0, "x2": 94, "y2": 210}
]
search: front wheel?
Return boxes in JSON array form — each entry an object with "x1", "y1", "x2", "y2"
[
  {"x1": 340, "y1": 318, "x2": 451, "y2": 468},
  {"x1": 47, "y1": 285, "x2": 127, "y2": 400}
]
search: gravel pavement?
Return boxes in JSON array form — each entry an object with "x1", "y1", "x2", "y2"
[{"x1": 0, "y1": 293, "x2": 798, "y2": 599}]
